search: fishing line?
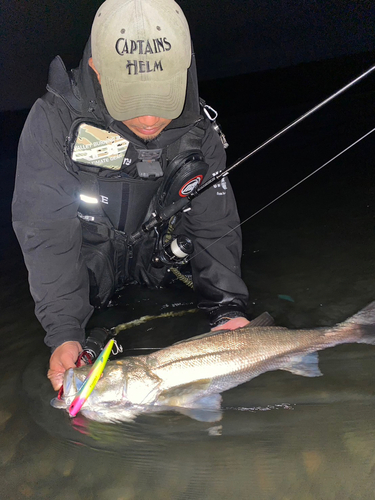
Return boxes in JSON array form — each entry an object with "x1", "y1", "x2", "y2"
[
  {"x1": 216, "y1": 64, "x2": 375, "y2": 180},
  {"x1": 129, "y1": 64, "x2": 375, "y2": 248},
  {"x1": 111, "y1": 308, "x2": 198, "y2": 335},
  {"x1": 189, "y1": 125, "x2": 375, "y2": 263}
]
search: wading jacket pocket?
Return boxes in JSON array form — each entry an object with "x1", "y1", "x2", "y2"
[{"x1": 80, "y1": 216, "x2": 120, "y2": 308}]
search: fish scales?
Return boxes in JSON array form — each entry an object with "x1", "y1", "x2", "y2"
[
  {"x1": 51, "y1": 301, "x2": 375, "y2": 422},
  {"x1": 142, "y1": 327, "x2": 338, "y2": 396}
]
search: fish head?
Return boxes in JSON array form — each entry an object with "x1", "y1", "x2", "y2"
[
  {"x1": 50, "y1": 358, "x2": 162, "y2": 416},
  {"x1": 120, "y1": 358, "x2": 162, "y2": 405},
  {"x1": 50, "y1": 364, "x2": 92, "y2": 410},
  {"x1": 50, "y1": 362, "x2": 126, "y2": 412}
]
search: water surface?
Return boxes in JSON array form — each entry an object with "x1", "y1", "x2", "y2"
[{"x1": 1, "y1": 69, "x2": 375, "y2": 499}]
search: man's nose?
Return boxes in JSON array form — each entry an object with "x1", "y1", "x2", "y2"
[{"x1": 137, "y1": 116, "x2": 160, "y2": 127}]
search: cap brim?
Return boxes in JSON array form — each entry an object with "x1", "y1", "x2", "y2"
[{"x1": 100, "y1": 70, "x2": 188, "y2": 121}]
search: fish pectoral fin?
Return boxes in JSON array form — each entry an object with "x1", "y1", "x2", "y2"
[
  {"x1": 281, "y1": 352, "x2": 323, "y2": 378},
  {"x1": 158, "y1": 379, "x2": 212, "y2": 403},
  {"x1": 189, "y1": 394, "x2": 223, "y2": 410},
  {"x1": 176, "y1": 394, "x2": 223, "y2": 422}
]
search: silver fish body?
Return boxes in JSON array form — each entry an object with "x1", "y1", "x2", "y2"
[{"x1": 51, "y1": 303, "x2": 375, "y2": 422}]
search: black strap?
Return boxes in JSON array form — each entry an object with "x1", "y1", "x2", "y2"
[{"x1": 118, "y1": 182, "x2": 130, "y2": 232}]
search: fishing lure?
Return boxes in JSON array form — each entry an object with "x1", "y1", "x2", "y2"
[{"x1": 68, "y1": 338, "x2": 114, "y2": 417}]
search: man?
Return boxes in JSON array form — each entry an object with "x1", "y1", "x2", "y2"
[{"x1": 12, "y1": 0, "x2": 249, "y2": 391}]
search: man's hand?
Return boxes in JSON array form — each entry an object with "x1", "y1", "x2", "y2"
[
  {"x1": 47, "y1": 341, "x2": 82, "y2": 391},
  {"x1": 211, "y1": 316, "x2": 250, "y2": 331}
]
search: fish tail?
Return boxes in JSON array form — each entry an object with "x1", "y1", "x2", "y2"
[
  {"x1": 346, "y1": 323, "x2": 375, "y2": 346},
  {"x1": 343, "y1": 300, "x2": 375, "y2": 327},
  {"x1": 354, "y1": 326, "x2": 375, "y2": 345},
  {"x1": 327, "y1": 300, "x2": 375, "y2": 345}
]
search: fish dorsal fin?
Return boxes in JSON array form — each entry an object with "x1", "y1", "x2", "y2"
[
  {"x1": 281, "y1": 352, "x2": 323, "y2": 377},
  {"x1": 248, "y1": 311, "x2": 275, "y2": 327}
]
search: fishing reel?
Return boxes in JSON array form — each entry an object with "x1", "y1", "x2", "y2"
[
  {"x1": 57, "y1": 327, "x2": 111, "y2": 400},
  {"x1": 76, "y1": 327, "x2": 110, "y2": 366},
  {"x1": 151, "y1": 232, "x2": 194, "y2": 268}
]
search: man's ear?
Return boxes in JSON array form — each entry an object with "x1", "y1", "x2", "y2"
[{"x1": 88, "y1": 57, "x2": 101, "y2": 84}]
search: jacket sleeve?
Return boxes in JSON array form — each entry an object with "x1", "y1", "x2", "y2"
[
  {"x1": 180, "y1": 122, "x2": 249, "y2": 326},
  {"x1": 12, "y1": 97, "x2": 93, "y2": 350}
]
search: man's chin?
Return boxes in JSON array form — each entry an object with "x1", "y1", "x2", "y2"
[{"x1": 139, "y1": 133, "x2": 160, "y2": 142}]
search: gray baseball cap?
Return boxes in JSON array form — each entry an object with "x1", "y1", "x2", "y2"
[{"x1": 91, "y1": 0, "x2": 192, "y2": 121}]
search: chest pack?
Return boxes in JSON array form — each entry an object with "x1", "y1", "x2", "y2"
[
  {"x1": 49, "y1": 54, "x2": 225, "y2": 306},
  {"x1": 65, "y1": 119, "x2": 208, "y2": 233},
  {"x1": 62, "y1": 118, "x2": 210, "y2": 306}
]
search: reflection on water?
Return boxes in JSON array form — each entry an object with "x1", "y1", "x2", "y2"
[
  {"x1": 2, "y1": 87, "x2": 375, "y2": 499},
  {"x1": 2, "y1": 295, "x2": 375, "y2": 499}
]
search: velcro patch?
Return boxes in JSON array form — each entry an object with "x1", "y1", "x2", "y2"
[{"x1": 72, "y1": 123, "x2": 129, "y2": 170}]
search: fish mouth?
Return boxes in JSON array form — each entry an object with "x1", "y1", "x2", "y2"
[
  {"x1": 50, "y1": 396, "x2": 69, "y2": 409},
  {"x1": 50, "y1": 390, "x2": 78, "y2": 410}
]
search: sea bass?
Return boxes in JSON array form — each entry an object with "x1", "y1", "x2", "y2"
[{"x1": 52, "y1": 301, "x2": 375, "y2": 423}]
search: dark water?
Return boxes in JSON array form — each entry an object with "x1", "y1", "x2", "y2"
[{"x1": 1, "y1": 59, "x2": 375, "y2": 499}]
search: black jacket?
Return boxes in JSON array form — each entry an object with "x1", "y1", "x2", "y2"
[{"x1": 12, "y1": 41, "x2": 249, "y2": 350}]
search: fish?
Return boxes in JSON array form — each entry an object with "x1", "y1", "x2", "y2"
[{"x1": 51, "y1": 301, "x2": 375, "y2": 423}]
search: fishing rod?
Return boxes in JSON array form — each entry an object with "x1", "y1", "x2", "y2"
[
  {"x1": 190, "y1": 124, "x2": 375, "y2": 262},
  {"x1": 129, "y1": 62, "x2": 375, "y2": 247}
]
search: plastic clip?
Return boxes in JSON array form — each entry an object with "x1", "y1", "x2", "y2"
[{"x1": 203, "y1": 104, "x2": 229, "y2": 149}]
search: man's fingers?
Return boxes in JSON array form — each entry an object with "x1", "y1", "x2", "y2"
[
  {"x1": 47, "y1": 369, "x2": 64, "y2": 391},
  {"x1": 48, "y1": 341, "x2": 82, "y2": 390},
  {"x1": 212, "y1": 317, "x2": 250, "y2": 331},
  {"x1": 59, "y1": 350, "x2": 79, "y2": 370}
]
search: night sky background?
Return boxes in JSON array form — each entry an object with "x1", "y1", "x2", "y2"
[{"x1": 1, "y1": 0, "x2": 374, "y2": 111}]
